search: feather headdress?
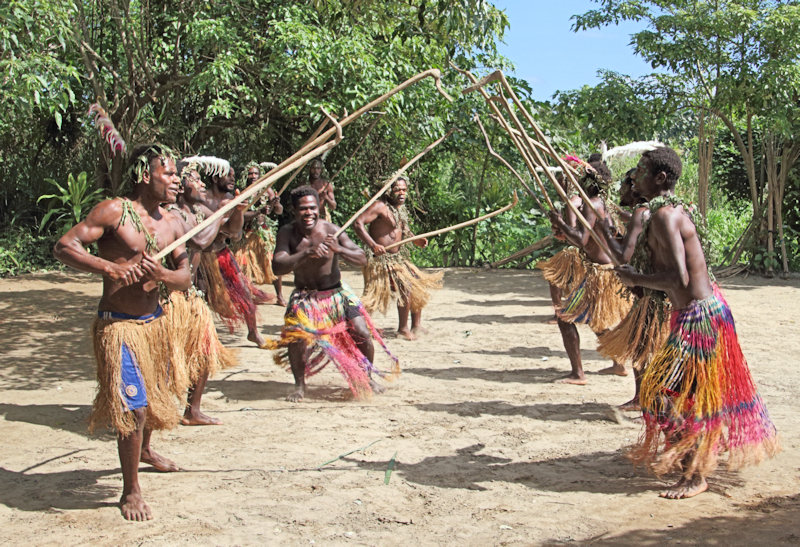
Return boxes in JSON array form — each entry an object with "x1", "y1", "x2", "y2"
[
  {"x1": 88, "y1": 103, "x2": 126, "y2": 156},
  {"x1": 181, "y1": 155, "x2": 231, "y2": 178},
  {"x1": 602, "y1": 141, "x2": 664, "y2": 162},
  {"x1": 260, "y1": 161, "x2": 278, "y2": 170}
]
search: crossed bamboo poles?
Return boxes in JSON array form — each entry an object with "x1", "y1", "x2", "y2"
[
  {"x1": 155, "y1": 69, "x2": 453, "y2": 261},
  {"x1": 454, "y1": 65, "x2": 619, "y2": 266}
]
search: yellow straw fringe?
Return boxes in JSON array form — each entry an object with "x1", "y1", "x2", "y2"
[
  {"x1": 163, "y1": 291, "x2": 238, "y2": 383},
  {"x1": 91, "y1": 315, "x2": 189, "y2": 436},
  {"x1": 537, "y1": 247, "x2": 586, "y2": 292},
  {"x1": 597, "y1": 294, "x2": 671, "y2": 370},
  {"x1": 558, "y1": 264, "x2": 633, "y2": 332},
  {"x1": 232, "y1": 230, "x2": 277, "y2": 285},
  {"x1": 361, "y1": 254, "x2": 444, "y2": 315}
]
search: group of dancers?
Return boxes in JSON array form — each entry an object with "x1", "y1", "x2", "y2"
[{"x1": 53, "y1": 142, "x2": 778, "y2": 521}]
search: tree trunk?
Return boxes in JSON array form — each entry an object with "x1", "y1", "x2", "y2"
[{"x1": 697, "y1": 110, "x2": 714, "y2": 217}]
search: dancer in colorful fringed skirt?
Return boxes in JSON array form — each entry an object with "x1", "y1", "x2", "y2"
[
  {"x1": 267, "y1": 185, "x2": 399, "y2": 402},
  {"x1": 615, "y1": 146, "x2": 779, "y2": 499}
]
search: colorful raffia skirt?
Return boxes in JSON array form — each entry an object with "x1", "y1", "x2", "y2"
[
  {"x1": 597, "y1": 290, "x2": 671, "y2": 370},
  {"x1": 629, "y1": 284, "x2": 779, "y2": 476},
  {"x1": 199, "y1": 247, "x2": 272, "y2": 332},
  {"x1": 232, "y1": 228, "x2": 277, "y2": 285},
  {"x1": 265, "y1": 283, "x2": 400, "y2": 399},
  {"x1": 91, "y1": 308, "x2": 188, "y2": 436},
  {"x1": 537, "y1": 246, "x2": 586, "y2": 292},
  {"x1": 557, "y1": 261, "x2": 632, "y2": 333},
  {"x1": 163, "y1": 289, "x2": 238, "y2": 383},
  {"x1": 361, "y1": 250, "x2": 444, "y2": 314}
]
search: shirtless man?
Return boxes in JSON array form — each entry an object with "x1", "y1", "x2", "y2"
[
  {"x1": 201, "y1": 166, "x2": 268, "y2": 346},
  {"x1": 271, "y1": 186, "x2": 398, "y2": 402},
  {"x1": 308, "y1": 158, "x2": 336, "y2": 221},
  {"x1": 353, "y1": 177, "x2": 442, "y2": 340},
  {"x1": 244, "y1": 163, "x2": 286, "y2": 305},
  {"x1": 54, "y1": 144, "x2": 190, "y2": 521},
  {"x1": 167, "y1": 164, "x2": 239, "y2": 426},
  {"x1": 548, "y1": 160, "x2": 630, "y2": 384},
  {"x1": 616, "y1": 146, "x2": 778, "y2": 499}
]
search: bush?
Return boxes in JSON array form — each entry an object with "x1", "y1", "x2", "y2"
[
  {"x1": 705, "y1": 197, "x2": 752, "y2": 266},
  {"x1": 0, "y1": 227, "x2": 62, "y2": 277}
]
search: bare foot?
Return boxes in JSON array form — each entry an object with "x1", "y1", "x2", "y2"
[
  {"x1": 140, "y1": 448, "x2": 179, "y2": 472},
  {"x1": 181, "y1": 410, "x2": 223, "y2": 426},
  {"x1": 659, "y1": 475, "x2": 708, "y2": 499},
  {"x1": 618, "y1": 398, "x2": 641, "y2": 412},
  {"x1": 545, "y1": 315, "x2": 559, "y2": 325},
  {"x1": 275, "y1": 297, "x2": 287, "y2": 307},
  {"x1": 555, "y1": 374, "x2": 587, "y2": 386},
  {"x1": 411, "y1": 325, "x2": 428, "y2": 336},
  {"x1": 369, "y1": 378, "x2": 386, "y2": 395},
  {"x1": 247, "y1": 331, "x2": 266, "y2": 347},
  {"x1": 598, "y1": 363, "x2": 628, "y2": 376},
  {"x1": 286, "y1": 386, "x2": 305, "y2": 402},
  {"x1": 396, "y1": 328, "x2": 416, "y2": 341},
  {"x1": 120, "y1": 492, "x2": 152, "y2": 521}
]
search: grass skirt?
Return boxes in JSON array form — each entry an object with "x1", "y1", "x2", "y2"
[
  {"x1": 361, "y1": 251, "x2": 444, "y2": 314},
  {"x1": 557, "y1": 262, "x2": 632, "y2": 332},
  {"x1": 91, "y1": 313, "x2": 188, "y2": 436},
  {"x1": 537, "y1": 246, "x2": 585, "y2": 292},
  {"x1": 199, "y1": 247, "x2": 271, "y2": 332},
  {"x1": 163, "y1": 289, "x2": 238, "y2": 383},
  {"x1": 232, "y1": 229, "x2": 277, "y2": 285},
  {"x1": 265, "y1": 283, "x2": 400, "y2": 399},
  {"x1": 597, "y1": 291, "x2": 671, "y2": 370},
  {"x1": 629, "y1": 284, "x2": 779, "y2": 476}
]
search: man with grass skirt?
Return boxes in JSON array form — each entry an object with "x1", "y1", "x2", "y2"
[
  {"x1": 615, "y1": 146, "x2": 778, "y2": 499},
  {"x1": 267, "y1": 186, "x2": 399, "y2": 402},
  {"x1": 353, "y1": 177, "x2": 443, "y2": 340}
]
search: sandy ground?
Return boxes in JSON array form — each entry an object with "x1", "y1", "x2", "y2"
[{"x1": 1, "y1": 267, "x2": 799, "y2": 545}]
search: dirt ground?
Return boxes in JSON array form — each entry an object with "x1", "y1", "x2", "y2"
[{"x1": 1, "y1": 267, "x2": 799, "y2": 545}]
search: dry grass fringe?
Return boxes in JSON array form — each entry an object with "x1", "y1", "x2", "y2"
[
  {"x1": 537, "y1": 246, "x2": 586, "y2": 292},
  {"x1": 232, "y1": 230, "x2": 277, "y2": 285},
  {"x1": 361, "y1": 254, "x2": 444, "y2": 315}
]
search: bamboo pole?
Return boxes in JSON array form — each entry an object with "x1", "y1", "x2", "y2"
[
  {"x1": 154, "y1": 111, "x2": 344, "y2": 260},
  {"x1": 384, "y1": 192, "x2": 519, "y2": 251},
  {"x1": 489, "y1": 235, "x2": 554, "y2": 268},
  {"x1": 334, "y1": 129, "x2": 455, "y2": 238}
]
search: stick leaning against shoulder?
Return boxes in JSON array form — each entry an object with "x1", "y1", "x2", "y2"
[
  {"x1": 333, "y1": 128, "x2": 456, "y2": 238},
  {"x1": 384, "y1": 191, "x2": 519, "y2": 251}
]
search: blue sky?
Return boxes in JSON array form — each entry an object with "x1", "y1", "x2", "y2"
[{"x1": 491, "y1": 0, "x2": 656, "y2": 101}]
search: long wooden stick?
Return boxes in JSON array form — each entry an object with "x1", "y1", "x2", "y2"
[
  {"x1": 333, "y1": 129, "x2": 455, "y2": 238},
  {"x1": 154, "y1": 111, "x2": 344, "y2": 260},
  {"x1": 456, "y1": 65, "x2": 618, "y2": 265},
  {"x1": 384, "y1": 191, "x2": 519, "y2": 251},
  {"x1": 330, "y1": 112, "x2": 385, "y2": 181},
  {"x1": 473, "y1": 114, "x2": 544, "y2": 210},
  {"x1": 274, "y1": 117, "x2": 333, "y2": 197},
  {"x1": 489, "y1": 235, "x2": 554, "y2": 268}
]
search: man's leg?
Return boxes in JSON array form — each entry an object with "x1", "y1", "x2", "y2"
[
  {"x1": 140, "y1": 427, "x2": 179, "y2": 472},
  {"x1": 396, "y1": 300, "x2": 415, "y2": 340},
  {"x1": 286, "y1": 340, "x2": 307, "y2": 402},
  {"x1": 555, "y1": 318, "x2": 586, "y2": 385},
  {"x1": 182, "y1": 369, "x2": 222, "y2": 425},
  {"x1": 118, "y1": 408, "x2": 151, "y2": 521},
  {"x1": 273, "y1": 276, "x2": 286, "y2": 307},
  {"x1": 620, "y1": 367, "x2": 643, "y2": 411},
  {"x1": 410, "y1": 309, "x2": 426, "y2": 336},
  {"x1": 660, "y1": 451, "x2": 708, "y2": 499},
  {"x1": 546, "y1": 283, "x2": 561, "y2": 324},
  {"x1": 348, "y1": 316, "x2": 384, "y2": 394}
]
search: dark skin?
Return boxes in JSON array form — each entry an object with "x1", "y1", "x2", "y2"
[
  {"x1": 308, "y1": 161, "x2": 336, "y2": 217},
  {"x1": 615, "y1": 154, "x2": 713, "y2": 499},
  {"x1": 548, "y1": 182, "x2": 626, "y2": 383},
  {"x1": 245, "y1": 166, "x2": 286, "y2": 306},
  {"x1": 352, "y1": 180, "x2": 429, "y2": 340},
  {"x1": 273, "y1": 194, "x2": 377, "y2": 402},
  {"x1": 54, "y1": 157, "x2": 190, "y2": 522},
  {"x1": 168, "y1": 172, "x2": 240, "y2": 426},
  {"x1": 204, "y1": 168, "x2": 265, "y2": 346}
]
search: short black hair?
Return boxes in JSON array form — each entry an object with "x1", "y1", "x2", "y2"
[
  {"x1": 642, "y1": 146, "x2": 682, "y2": 189},
  {"x1": 586, "y1": 152, "x2": 603, "y2": 164},
  {"x1": 290, "y1": 185, "x2": 319, "y2": 208}
]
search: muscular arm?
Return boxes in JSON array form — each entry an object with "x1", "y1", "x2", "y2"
[
  {"x1": 321, "y1": 182, "x2": 336, "y2": 211},
  {"x1": 602, "y1": 207, "x2": 648, "y2": 264},
  {"x1": 325, "y1": 228, "x2": 367, "y2": 267},
  {"x1": 616, "y1": 209, "x2": 689, "y2": 291},
  {"x1": 53, "y1": 199, "x2": 144, "y2": 284},
  {"x1": 219, "y1": 195, "x2": 247, "y2": 241},
  {"x1": 272, "y1": 225, "x2": 311, "y2": 276},
  {"x1": 352, "y1": 201, "x2": 385, "y2": 252}
]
